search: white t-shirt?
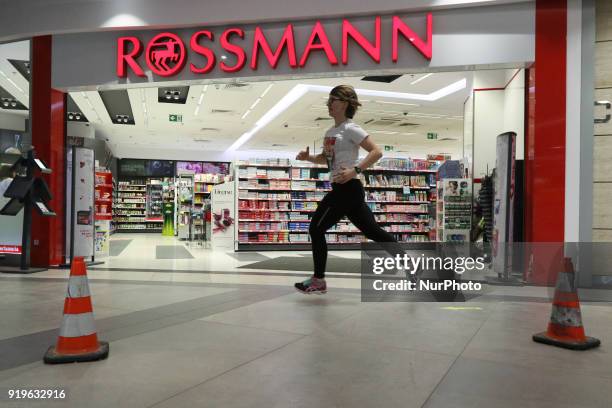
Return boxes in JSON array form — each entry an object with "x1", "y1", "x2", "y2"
[{"x1": 323, "y1": 119, "x2": 368, "y2": 179}]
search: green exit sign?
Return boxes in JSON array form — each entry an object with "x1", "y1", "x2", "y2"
[
  {"x1": 384, "y1": 145, "x2": 394, "y2": 151},
  {"x1": 427, "y1": 132, "x2": 438, "y2": 140},
  {"x1": 169, "y1": 114, "x2": 183, "y2": 123}
]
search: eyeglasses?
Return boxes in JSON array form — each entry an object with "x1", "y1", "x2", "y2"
[{"x1": 326, "y1": 96, "x2": 342, "y2": 106}]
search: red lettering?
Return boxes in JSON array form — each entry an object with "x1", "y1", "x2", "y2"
[
  {"x1": 392, "y1": 13, "x2": 433, "y2": 61},
  {"x1": 251, "y1": 24, "x2": 297, "y2": 69},
  {"x1": 190, "y1": 30, "x2": 216, "y2": 74},
  {"x1": 342, "y1": 17, "x2": 381, "y2": 64},
  {"x1": 220, "y1": 28, "x2": 247, "y2": 73},
  {"x1": 116, "y1": 37, "x2": 145, "y2": 77},
  {"x1": 299, "y1": 21, "x2": 338, "y2": 67}
]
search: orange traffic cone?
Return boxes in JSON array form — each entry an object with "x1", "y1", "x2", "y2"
[
  {"x1": 533, "y1": 257, "x2": 600, "y2": 350},
  {"x1": 44, "y1": 257, "x2": 109, "y2": 364}
]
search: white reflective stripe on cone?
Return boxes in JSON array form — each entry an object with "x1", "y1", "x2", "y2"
[
  {"x1": 59, "y1": 313, "x2": 97, "y2": 338},
  {"x1": 550, "y1": 306, "x2": 583, "y2": 327},
  {"x1": 66, "y1": 276, "x2": 91, "y2": 298}
]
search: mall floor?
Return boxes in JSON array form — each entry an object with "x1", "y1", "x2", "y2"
[{"x1": 1, "y1": 233, "x2": 612, "y2": 407}]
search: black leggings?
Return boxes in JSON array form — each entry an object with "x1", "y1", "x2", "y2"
[{"x1": 309, "y1": 179, "x2": 397, "y2": 278}]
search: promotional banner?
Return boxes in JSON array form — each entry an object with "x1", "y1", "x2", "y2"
[
  {"x1": 0, "y1": 193, "x2": 22, "y2": 254},
  {"x1": 65, "y1": 147, "x2": 95, "y2": 262},
  {"x1": 211, "y1": 181, "x2": 235, "y2": 249},
  {"x1": 493, "y1": 132, "x2": 516, "y2": 279}
]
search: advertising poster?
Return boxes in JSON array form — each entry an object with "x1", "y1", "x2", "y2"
[
  {"x1": 493, "y1": 133, "x2": 516, "y2": 278},
  {"x1": 211, "y1": 181, "x2": 235, "y2": 249},
  {"x1": 65, "y1": 147, "x2": 95, "y2": 262}
]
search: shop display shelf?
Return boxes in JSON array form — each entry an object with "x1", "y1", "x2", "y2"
[
  {"x1": 239, "y1": 229, "x2": 291, "y2": 233},
  {"x1": 96, "y1": 184, "x2": 113, "y2": 188},
  {"x1": 366, "y1": 200, "x2": 429, "y2": 204},
  {"x1": 238, "y1": 163, "x2": 291, "y2": 168},
  {"x1": 367, "y1": 168, "x2": 438, "y2": 173},
  {"x1": 291, "y1": 178, "x2": 330, "y2": 182},
  {"x1": 238, "y1": 198, "x2": 292, "y2": 201},
  {"x1": 96, "y1": 198, "x2": 113, "y2": 203},
  {"x1": 239, "y1": 177, "x2": 292, "y2": 181},
  {"x1": 371, "y1": 211, "x2": 429, "y2": 214},
  {"x1": 238, "y1": 187, "x2": 292, "y2": 191},
  {"x1": 364, "y1": 185, "x2": 430, "y2": 189},
  {"x1": 238, "y1": 209, "x2": 290, "y2": 212},
  {"x1": 291, "y1": 199, "x2": 322, "y2": 202},
  {"x1": 118, "y1": 189, "x2": 147, "y2": 192},
  {"x1": 238, "y1": 219, "x2": 288, "y2": 222},
  {"x1": 291, "y1": 188, "x2": 331, "y2": 192}
]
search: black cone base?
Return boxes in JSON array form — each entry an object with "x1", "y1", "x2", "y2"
[
  {"x1": 43, "y1": 341, "x2": 109, "y2": 364},
  {"x1": 533, "y1": 332, "x2": 601, "y2": 350}
]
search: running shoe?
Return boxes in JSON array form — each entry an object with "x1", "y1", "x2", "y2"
[{"x1": 295, "y1": 276, "x2": 327, "y2": 294}]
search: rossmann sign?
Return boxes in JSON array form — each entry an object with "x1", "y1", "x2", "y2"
[{"x1": 116, "y1": 14, "x2": 432, "y2": 78}]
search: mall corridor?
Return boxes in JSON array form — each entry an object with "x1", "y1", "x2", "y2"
[{"x1": 0, "y1": 260, "x2": 611, "y2": 408}]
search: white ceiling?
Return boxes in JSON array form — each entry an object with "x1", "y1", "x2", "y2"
[
  {"x1": 0, "y1": 40, "x2": 29, "y2": 116},
  {"x1": 72, "y1": 70, "x2": 479, "y2": 158}
]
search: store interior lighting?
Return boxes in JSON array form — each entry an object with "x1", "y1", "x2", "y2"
[{"x1": 226, "y1": 78, "x2": 467, "y2": 152}]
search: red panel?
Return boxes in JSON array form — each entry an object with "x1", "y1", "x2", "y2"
[
  {"x1": 524, "y1": 0, "x2": 567, "y2": 284},
  {"x1": 30, "y1": 36, "x2": 66, "y2": 267}
]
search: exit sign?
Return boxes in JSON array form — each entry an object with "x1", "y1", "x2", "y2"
[
  {"x1": 427, "y1": 132, "x2": 438, "y2": 140},
  {"x1": 169, "y1": 114, "x2": 183, "y2": 123},
  {"x1": 384, "y1": 145, "x2": 394, "y2": 151}
]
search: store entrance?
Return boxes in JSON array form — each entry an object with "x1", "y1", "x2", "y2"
[{"x1": 70, "y1": 67, "x2": 524, "y2": 278}]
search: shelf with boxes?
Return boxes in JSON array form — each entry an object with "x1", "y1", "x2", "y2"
[
  {"x1": 236, "y1": 158, "x2": 438, "y2": 248},
  {"x1": 95, "y1": 170, "x2": 113, "y2": 257}
]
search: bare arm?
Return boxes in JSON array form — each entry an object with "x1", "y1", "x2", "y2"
[
  {"x1": 295, "y1": 146, "x2": 327, "y2": 165},
  {"x1": 355, "y1": 136, "x2": 383, "y2": 171}
]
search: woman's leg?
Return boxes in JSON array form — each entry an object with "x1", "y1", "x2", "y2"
[
  {"x1": 346, "y1": 201, "x2": 397, "y2": 243},
  {"x1": 309, "y1": 192, "x2": 345, "y2": 279}
]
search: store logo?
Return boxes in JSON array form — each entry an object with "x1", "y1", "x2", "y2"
[
  {"x1": 146, "y1": 33, "x2": 186, "y2": 77},
  {"x1": 117, "y1": 14, "x2": 433, "y2": 78}
]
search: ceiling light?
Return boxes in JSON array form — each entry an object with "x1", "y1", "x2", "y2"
[
  {"x1": 75, "y1": 114, "x2": 81, "y2": 120},
  {"x1": 374, "y1": 100, "x2": 419, "y2": 107},
  {"x1": 410, "y1": 73, "x2": 433, "y2": 85},
  {"x1": 10, "y1": 101, "x2": 17, "y2": 107},
  {"x1": 123, "y1": 118, "x2": 129, "y2": 123},
  {"x1": 249, "y1": 98, "x2": 261, "y2": 110},
  {"x1": 226, "y1": 79, "x2": 467, "y2": 152},
  {"x1": 68, "y1": 114, "x2": 74, "y2": 120},
  {"x1": 260, "y1": 84, "x2": 274, "y2": 98},
  {"x1": 241, "y1": 110, "x2": 251, "y2": 120},
  {"x1": 173, "y1": 95, "x2": 180, "y2": 100},
  {"x1": 0, "y1": 70, "x2": 24, "y2": 94},
  {"x1": 2, "y1": 101, "x2": 8, "y2": 107},
  {"x1": 165, "y1": 95, "x2": 172, "y2": 100}
]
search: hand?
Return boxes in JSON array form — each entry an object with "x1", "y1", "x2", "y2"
[
  {"x1": 296, "y1": 146, "x2": 310, "y2": 161},
  {"x1": 332, "y1": 167, "x2": 357, "y2": 184}
]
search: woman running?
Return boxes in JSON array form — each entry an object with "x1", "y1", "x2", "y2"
[{"x1": 295, "y1": 85, "x2": 398, "y2": 294}]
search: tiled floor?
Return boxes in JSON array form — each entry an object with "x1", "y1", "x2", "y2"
[{"x1": 0, "y1": 233, "x2": 610, "y2": 407}]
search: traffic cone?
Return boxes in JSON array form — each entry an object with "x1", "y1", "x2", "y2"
[
  {"x1": 533, "y1": 257, "x2": 600, "y2": 350},
  {"x1": 44, "y1": 257, "x2": 109, "y2": 364}
]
